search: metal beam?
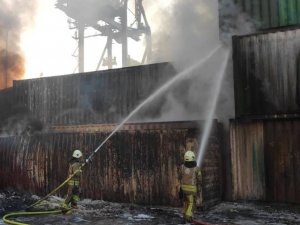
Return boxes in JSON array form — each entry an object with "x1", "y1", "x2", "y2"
[
  {"x1": 122, "y1": 0, "x2": 128, "y2": 67},
  {"x1": 78, "y1": 22, "x2": 85, "y2": 73}
]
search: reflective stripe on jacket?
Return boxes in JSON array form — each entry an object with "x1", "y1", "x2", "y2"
[
  {"x1": 181, "y1": 184, "x2": 197, "y2": 193},
  {"x1": 179, "y1": 164, "x2": 201, "y2": 194},
  {"x1": 68, "y1": 161, "x2": 82, "y2": 186},
  {"x1": 68, "y1": 180, "x2": 80, "y2": 186}
]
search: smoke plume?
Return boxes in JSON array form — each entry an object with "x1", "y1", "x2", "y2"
[
  {"x1": 219, "y1": 0, "x2": 255, "y2": 44},
  {"x1": 142, "y1": 0, "x2": 226, "y2": 122},
  {"x1": 140, "y1": 0, "x2": 255, "y2": 124},
  {"x1": 0, "y1": 0, "x2": 37, "y2": 90},
  {"x1": 147, "y1": 0, "x2": 219, "y2": 68}
]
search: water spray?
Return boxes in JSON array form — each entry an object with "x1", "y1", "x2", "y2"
[
  {"x1": 85, "y1": 44, "x2": 222, "y2": 164},
  {"x1": 196, "y1": 48, "x2": 230, "y2": 166},
  {"x1": 28, "y1": 44, "x2": 222, "y2": 210}
]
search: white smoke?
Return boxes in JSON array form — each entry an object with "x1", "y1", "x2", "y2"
[
  {"x1": 219, "y1": 0, "x2": 256, "y2": 44},
  {"x1": 140, "y1": 0, "x2": 226, "y2": 123},
  {"x1": 138, "y1": 0, "x2": 256, "y2": 124},
  {"x1": 147, "y1": 0, "x2": 219, "y2": 69}
]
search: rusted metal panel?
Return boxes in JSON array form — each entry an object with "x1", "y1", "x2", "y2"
[
  {"x1": 233, "y1": 27, "x2": 300, "y2": 118},
  {"x1": 0, "y1": 121, "x2": 223, "y2": 207},
  {"x1": 3, "y1": 63, "x2": 175, "y2": 130},
  {"x1": 230, "y1": 120, "x2": 265, "y2": 200},
  {"x1": 0, "y1": 88, "x2": 29, "y2": 133},
  {"x1": 48, "y1": 121, "x2": 202, "y2": 133},
  {"x1": 230, "y1": 118, "x2": 300, "y2": 203},
  {"x1": 201, "y1": 130, "x2": 223, "y2": 207},
  {"x1": 264, "y1": 120, "x2": 300, "y2": 203}
]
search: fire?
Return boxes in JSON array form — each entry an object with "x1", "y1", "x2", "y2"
[
  {"x1": 0, "y1": 49, "x2": 25, "y2": 89},
  {"x1": 0, "y1": 0, "x2": 37, "y2": 89}
]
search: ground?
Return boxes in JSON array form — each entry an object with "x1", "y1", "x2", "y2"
[{"x1": 0, "y1": 191, "x2": 300, "y2": 225}]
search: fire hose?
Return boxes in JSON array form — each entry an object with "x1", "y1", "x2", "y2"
[
  {"x1": 2, "y1": 154, "x2": 93, "y2": 224},
  {"x1": 2, "y1": 169, "x2": 82, "y2": 225},
  {"x1": 2, "y1": 142, "x2": 225, "y2": 225},
  {"x1": 2, "y1": 45, "x2": 225, "y2": 225},
  {"x1": 2, "y1": 210, "x2": 63, "y2": 225},
  {"x1": 1, "y1": 149, "x2": 220, "y2": 225},
  {"x1": 2, "y1": 117, "x2": 125, "y2": 224}
]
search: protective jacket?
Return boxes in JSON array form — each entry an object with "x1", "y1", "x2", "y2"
[
  {"x1": 68, "y1": 159, "x2": 82, "y2": 186},
  {"x1": 179, "y1": 162, "x2": 202, "y2": 194},
  {"x1": 64, "y1": 158, "x2": 82, "y2": 208}
]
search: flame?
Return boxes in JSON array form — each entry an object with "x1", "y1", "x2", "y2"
[
  {"x1": 0, "y1": 0, "x2": 37, "y2": 89},
  {"x1": 0, "y1": 49, "x2": 25, "y2": 89}
]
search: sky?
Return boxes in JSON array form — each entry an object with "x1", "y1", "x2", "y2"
[
  {"x1": 19, "y1": 0, "x2": 221, "y2": 79},
  {"x1": 21, "y1": 1, "x2": 74, "y2": 78},
  {"x1": 21, "y1": 0, "x2": 114, "y2": 78},
  {"x1": 20, "y1": 0, "x2": 174, "y2": 79}
]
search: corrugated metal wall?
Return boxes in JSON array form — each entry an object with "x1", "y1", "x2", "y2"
[
  {"x1": 0, "y1": 88, "x2": 28, "y2": 130},
  {"x1": 233, "y1": 27, "x2": 300, "y2": 118},
  {"x1": 1, "y1": 63, "x2": 175, "y2": 130},
  {"x1": 230, "y1": 120, "x2": 265, "y2": 200},
  {"x1": 229, "y1": 0, "x2": 300, "y2": 205},
  {"x1": 0, "y1": 121, "x2": 223, "y2": 207},
  {"x1": 230, "y1": 119, "x2": 300, "y2": 203},
  {"x1": 232, "y1": 0, "x2": 300, "y2": 29}
]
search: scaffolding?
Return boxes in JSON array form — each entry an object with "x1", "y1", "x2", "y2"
[{"x1": 56, "y1": 0, "x2": 151, "y2": 71}]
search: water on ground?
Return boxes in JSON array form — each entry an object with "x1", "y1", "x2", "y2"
[{"x1": 1, "y1": 191, "x2": 300, "y2": 225}]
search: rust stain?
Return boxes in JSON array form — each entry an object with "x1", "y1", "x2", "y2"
[
  {"x1": 231, "y1": 119, "x2": 300, "y2": 203},
  {"x1": 233, "y1": 28, "x2": 300, "y2": 118},
  {"x1": 0, "y1": 121, "x2": 223, "y2": 207}
]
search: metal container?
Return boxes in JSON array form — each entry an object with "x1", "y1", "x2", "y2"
[
  {"x1": 1, "y1": 63, "x2": 175, "y2": 132},
  {"x1": 231, "y1": 0, "x2": 300, "y2": 29},
  {"x1": 232, "y1": 27, "x2": 300, "y2": 118},
  {"x1": 0, "y1": 120, "x2": 223, "y2": 207},
  {"x1": 230, "y1": 118, "x2": 300, "y2": 203},
  {"x1": 0, "y1": 87, "x2": 32, "y2": 135}
]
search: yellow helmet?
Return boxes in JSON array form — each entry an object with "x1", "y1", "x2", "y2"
[
  {"x1": 184, "y1": 150, "x2": 195, "y2": 162},
  {"x1": 72, "y1": 149, "x2": 83, "y2": 158}
]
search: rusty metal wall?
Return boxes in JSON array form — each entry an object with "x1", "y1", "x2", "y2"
[
  {"x1": 230, "y1": 118, "x2": 300, "y2": 203},
  {"x1": 0, "y1": 121, "x2": 223, "y2": 207},
  {"x1": 0, "y1": 88, "x2": 28, "y2": 131},
  {"x1": 263, "y1": 119, "x2": 300, "y2": 203},
  {"x1": 231, "y1": 0, "x2": 300, "y2": 29},
  {"x1": 230, "y1": 120, "x2": 265, "y2": 200},
  {"x1": 233, "y1": 27, "x2": 300, "y2": 118},
  {"x1": 6, "y1": 63, "x2": 175, "y2": 128}
]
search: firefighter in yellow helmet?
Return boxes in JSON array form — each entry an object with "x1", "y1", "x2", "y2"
[
  {"x1": 179, "y1": 150, "x2": 202, "y2": 223},
  {"x1": 63, "y1": 149, "x2": 83, "y2": 209}
]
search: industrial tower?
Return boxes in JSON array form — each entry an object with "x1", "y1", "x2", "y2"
[{"x1": 56, "y1": 0, "x2": 151, "y2": 72}]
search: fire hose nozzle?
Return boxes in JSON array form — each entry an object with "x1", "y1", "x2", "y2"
[{"x1": 86, "y1": 155, "x2": 94, "y2": 163}]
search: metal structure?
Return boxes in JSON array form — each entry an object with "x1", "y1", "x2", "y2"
[
  {"x1": 232, "y1": 27, "x2": 300, "y2": 118},
  {"x1": 230, "y1": 118, "x2": 300, "y2": 203},
  {"x1": 0, "y1": 63, "x2": 175, "y2": 134},
  {"x1": 0, "y1": 121, "x2": 223, "y2": 207},
  {"x1": 231, "y1": 25, "x2": 300, "y2": 204},
  {"x1": 230, "y1": 0, "x2": 300, "y2": 29},
  {"x1": 0, "y1": 61, "x2": 223, "y2": 207},
  {"x1": 55, "y1": 0, "x2": 151, "y2": 71}
]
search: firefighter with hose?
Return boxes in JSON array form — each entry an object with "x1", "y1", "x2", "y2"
[
  {"x1": 178, "y1": 147, "x2": 202, "y2": 223},
  {"x1": 61, "y1": 149, "x2": 83, "y2": 211}
]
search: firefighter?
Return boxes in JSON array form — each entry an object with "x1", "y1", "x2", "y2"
[
  {"x1": 178, "y1": 150, "x2": 202, "y2": 223},
  {"x1": 63, "y1": 149, "x2": 83, "y2": 209}
]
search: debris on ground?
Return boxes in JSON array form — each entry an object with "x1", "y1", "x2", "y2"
[{"x1": 1, "y1": 191, "x2": 300, "y2": 224}]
